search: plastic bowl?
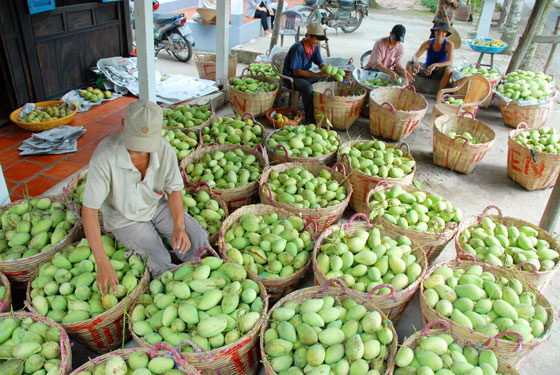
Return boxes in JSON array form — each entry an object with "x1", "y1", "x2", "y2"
[
  {"x1": 467, "y1": 38, "x2": 507, "y2": 54},
  {"x1": 9, "y1": 100, "x2": 78, "y2": 132},
  {"x1": 266, "y1": 108, "x2": 302, "y2": 128}
]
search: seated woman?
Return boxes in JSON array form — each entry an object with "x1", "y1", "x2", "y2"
[
  {"x1": 247, "y1": 0, "x2": 275, "y2": 36},
  {"x1": 407, "y1": 21, "x2": 454, "y2": 91}
]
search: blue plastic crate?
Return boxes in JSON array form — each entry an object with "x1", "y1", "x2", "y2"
[{"x1": 467, "y1": 38, "x2": 508, "y2": 54}]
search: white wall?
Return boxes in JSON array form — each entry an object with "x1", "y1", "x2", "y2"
[{"x1": 0, "y1": 165, "x2": 10, "y2": 206}]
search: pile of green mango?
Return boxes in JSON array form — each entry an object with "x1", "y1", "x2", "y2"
[
  {"x1": 248, "y1": 63, "x2": 279, "y2": 79},
  {"x1": 339, "y1": 140, "x2": 415, "y2": 179},
  {"x1": 184, "y1": 148, "x2": 263, "y2": 190},
  {"x1": 162, "y1": 104, "x2": 212, "y2": 129},
  {"x1": 0, "y1": 316, "x2": 64, "y2": 375},
  {"x1": 0, "y1": 198, "x2": 77, "y2": 261},
  {"x1": 369, "y1": 184, "x2": 462, "y2": 233},
  {"x1": 423, "y1": 264, "x2": 549, "y2": 342},
  {"x1": 81, "y1": 351, "x2": 181, "y2": 375},
  {"x1": 29, "y1": 235, "x2": 146, "y2": 323},
  {"x1": 444, "y1": 97, "x2": 464, "y2": 105},
  {"x1": 19, "y1": 105, "x2": 72, "y2": 123},
  {"x1": 316, "y1": 226, "x2": 423, "y2": 294},
  {"x1": 497, "y1": 70, "x2": 553, "y2": 102},
  {"x1": 394, "y1": 334, "x2": 504, "y2": 375},
  {"x1": 266, "y1": 167, "x2": 348, "y2": 209},
  {"x1": 446, "y1": 131, "x2": 479, "y2": 144},
  {"x1": 263, "y1": 294, "x2": 395, "y2": 374},
  {"x1": 458, "y1": 217, "x2": 559, "y2": 271},
  {"x1": 222, "y1": 212, "x2": 313, "y2": 278},
  {"x1": 322, "y1": 64, "x2": 346, "y2": 83},
  {"x1": 0, "y1": 284, "x2": 6, "y2": 302},
  {"x1": 514, "y1": 126, "x2": 560, "y2": 154},
  {"x1": 231, "y1": 77, "x2": 277, "y2": 93},
  {"x1": 362, "y1": 77, "x2": 403, "y2": 87},
  {"x1": 181, "y1": 189, "x2": 226, "y2": 237},
  {"x1": 267, "y1": 124, "x2": 340, "y2": 159},
  {"x1": 201, "y1": 115, "x2": 263, "y2": 147},
  {"x1": 130, "y1": 257, "x2": 265, "y2": 351},
  {"x1": 460, "y1": 66, "x2": 501, "y2": 80},
  {"x1": 162, "y1": 129, "x2": 198, "y2": 160}
]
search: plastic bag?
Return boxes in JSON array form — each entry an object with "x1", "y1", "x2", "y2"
[{"x1": 352, "y1": 68, "x2": 406, "y2": 90}]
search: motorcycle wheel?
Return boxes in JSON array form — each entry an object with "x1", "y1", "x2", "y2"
[
  {"x1": 340, "y1": 10, "x2": 363, "y2": 33},
  {"x1": 168, "y1": 32, "x2": 193, "y2": 62}
]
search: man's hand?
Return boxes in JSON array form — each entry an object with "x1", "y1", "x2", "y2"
[
  {"x1": 413, "y1": 62, "x2": 421, "y2": 74},
  {"x1": 172, "y1": 227, "x2": 191, "y2": 254},
  {"x1": 425, "y1": 64, "x2": 436, "y2": 76},
  {"x1": 390, "y1": 71, "x2": 399, "y2": 82},
  {"x1": 405, "y1": 70, "x2": 414, "y2": 83},
  {"x1": 269, "y1": 8, "x2": 274, "y2": 15},
  {"x1": 96, "y1": 257, "x2": 118, "y2": 295}
]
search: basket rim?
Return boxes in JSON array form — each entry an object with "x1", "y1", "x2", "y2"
[
  {"x1": 227, "y1": 74, "x2": 280, "y2": 96},
  {"x1": 508, "y1": 127, "x2": 560, "y2": 157},
  {"x1": 0, "y1": 271, "x2": 11, "y2": 312},
  {"x1": 9, "y1": 100, "x2": 78, "y2": 128},
  {"x1": 433, "y1": 114, "x2": 496, "y2": 147},
  {"x1": 370, "y1": 86, "x2": 429, "y2": 110}
]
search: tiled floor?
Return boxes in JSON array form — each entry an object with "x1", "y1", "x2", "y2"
[{"x1": 1, "y1": 96, "x2": 138, "y2": 202}]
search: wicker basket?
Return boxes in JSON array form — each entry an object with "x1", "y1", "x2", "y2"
[
  {"x1": 9, "y1": 100, "x2": 78, "y2": 132},
  {"x1": 130, "y1": 249, "x2": 269, "y2": 375},
  {"x1": 455, "y1": 205, "x2": 560, "y2": 292},
  {"x1": 507, "y1": 122, "x2": 560, "y2": 190},
  {"x1": 199, "y1": 112, "x2": 266, "y2": 148},
  {"x1": 433, "y1": 113, "x2": 496, "y2": 174},
  {"x1": 365, "y1": 183, "x2": 459, "y2": 264},
  {"x1": 0, "y1": 311, "x2": 72, "y2": 375},
  {"x1": 228, "y1": 73, "x2": 280, "y2": 117},
  {"x1": 337, "y1": 140, "x2": 416, "y2": 213},
  {"x1": 389, "y1": 319, "x2": 520, "y2": 375},
  {"x1": 265, "y1": 107, "x2": 302, "y2": 128},
  {"x1": 312, "y1": 214, "x2": 428, "y2": 323},
  {"x1": 498, "y1": 95, "x2": 554, "y2": 129},
  {"x1": 180, "y1": 144, "x2": 268, "y2": 212},
  {"x1": 259, "y1": 162, "x2": 353, "y2": 234},
  {"x1": 454, "y1": 73, "x2": 503, "y2": 109},
  {"x1": 63, "y1": 170, "x2": 106, "y2": 233},
  {"x1": 70, "y1": 345, "x2": 199, "y2": 374},
  {"x1": 419, "y1": 258, "x2": 554, "y2": 368},
  {"x1": 260, "y1": 281, "x2": 398, "y2": 375},
  {"x1": 0, "y1": 271, "x2": 11, "y2": 313},
  {"x1": 218, "y1": 204, "x2": 316, "y2": 302},
  {"x1": 164, "y1": 102, "x2": 215, "y2": 133},
  {"x1": 0, "y1": 197, "x2": 82, "y2": 283},
  {"x1": 312, "y1": 82, "x2": 367, "y2": 130},
  {"x1": 195, "y1": 53, "x2": 237, "y2": 81},
  {"x1": 369, "y1": 86, "x2": 429, "y2": 141}
]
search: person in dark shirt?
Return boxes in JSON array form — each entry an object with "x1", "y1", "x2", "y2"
[{"x1": 283, "y1": 23, "x2": 329, "y2": 124}]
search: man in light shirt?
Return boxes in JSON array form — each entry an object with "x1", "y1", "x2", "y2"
[
  {"x1": 82, "y1": 100, "x2": 210, "y2": 294},
  {"x1": 364, "y1": 24, "x2": 413, "y2": 84}
]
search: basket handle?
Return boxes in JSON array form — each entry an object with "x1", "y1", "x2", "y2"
[
  {"x1": 176, "y1": 339, "x2": 213, "y2": 362},
  {"x1": 317, "y1": 278, "x2": 351, "y2": 295},
  {"x1": 516, "y1": 122, "x2": 529, "y2": 131},
  {"x1": 366, "y1": 284, "x2": 397, "y2": 302},
  {"x1": 397, "y1": 142, "x2": 410, "y2": 154},
  {"x1": 460, "y1": 111, "x2": 475, "y2": 120},
  {"x1": 344, "y1": 213, "x2": 372, "y2": 230},
  {"x1": 484, "y1": 330, "x2": 524, "y2": 353},
  {"x1": 403, "y1": 84, "x2": 417, "y2": 93},
  {"x1": 151, "y1": 342, "x2": 191, "y2": 367},
  {"x1": 274, "y1": 144, "x2": 291, "y2": 157},
  {"x1": 256, "y1": 86, "x2": 270, "y2": 94},
  {"x1": 331, "y1": 162, "x2": 347, "y2": 177},
  {"x1": 516, "y1": 262, "x2": 539, "y2": 274},
  {"x1": 304, "y1": 218, "x2": 320, "y2": 235},
  {"x1": 435, "y1": 221, "x2": 458, "y2": 240},
  {"x1": 481, "y1": 205, "x2": 502, "y2": 217},
  {"x1": 240, "y1": 68, "x2": 250, "y2": 77},
  {"x1": 195, "y1": 246, "x2": 219, "y2": 262},
  {"x1": 374, "y1": 180, "x2": 391, "y2": 190},
  {"x1": 261, "y1": 182, "x2": 275, "y2": 203},
  {"x1": 381, "y1": 102, "x2": 397, "y2": 113},
  {"x1": 242, "y1": 112, "x2": 257, "y2": 123},
  {"x1": 451, "y1": 135, "x2": 471, "y2": 145},
  {"x1": 323, "y1": 88, "x2": 336, "y2": 100},
  {"x1": 253, "y1": 143, "x2": 267, "y2": 162},
  {"x1": 347, "y1": 57, "x2": 354, "y2": 65},
  {"x1": 421, "y1": 319, "x2": 451, "y2": 336},
  {"x1": 181, "y1": 168, "x2": 190, "y2": 184},
  {"x1": 456, "y1": 253, "x2": 477, "y2": 263},
  {"x1": 198, "y1": 129, "x2": 204, "y2": 147}
]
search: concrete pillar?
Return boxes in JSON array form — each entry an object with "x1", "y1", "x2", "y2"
[
  {"x1": 0, "y1": 166, "x2": 9, "y2": 206},
  {"x1": 135, "y1": 0, "x2": 157, "y2": 102},
  {"x1": 476, "y1": 0, "x2": 496, "y2": 39},
  {"x1": 216, "y1": 0, "x2": 230, "y2": 87}
]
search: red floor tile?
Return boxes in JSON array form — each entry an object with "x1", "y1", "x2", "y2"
[
  {"x1": 10, "y1": 194, "x2": 24, "y2": 202},
  {"x1": 0, "y1": 147, "x2": 23, "y2": 168},
  {"x1": 41, "y1": 160, "x2": 86, "y2": 179},
  {"x1": 11, "y1": 176, "x2": 61, "y2": 197},
  {"x1": 3, "y1": 161, "x2": 46, "y2": 182},
  {"x1": 109, "y1": 96, "x2": 137, "y2": 108},
  {"x1": 70, "y1": 113, "x2": 100, "y2": 127},
  {"x1": 86, "y1": 104, "x2": 119, "y2": 118},
  {"x1": 5, "y1": 179, "x2": 18, "y2": 190},
  {"x1": 84, "y1": 123, "x2": 116, "y2": 139},
  {"x1": 0, "y1": 136, "x2": 21, "y2": 149},
  {"x1": 65, "y1": 144, "x2": 97, "y2": 163},
  {"x1": 5, "y1": 127, "x2": 33, "y2": 140},
  {"x1": 0, "y1": 127, "x2": 13, "y2": 135},
  {"x1": 77, "y1": 135, "x2": 96, "y2": 148},
  {"x1": 25, "y1": 152, "x2": 68, "y2": 166},
  {"x1": 98, "y1": 111, "x2": 125, "y2": 128}
]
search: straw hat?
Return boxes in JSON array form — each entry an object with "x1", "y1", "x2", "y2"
[{"x1": 448, "y1": 26, "x2": 462, "y2": 49}]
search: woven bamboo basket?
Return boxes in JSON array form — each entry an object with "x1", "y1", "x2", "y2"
[
  {"x1": 507, "y1": 122, "x2": 560, "y2": 190},
  {"x1": 0, "y1": 197, "x2": 82, "y2": 283},
  {"x1": 454, "y1": 73, "x2": 503, "y2": 109},
  {"x1": 312, "y1": 82, "x2": 367, "y2": 130},
  {"x1": 389, "y1": 319, "x2": 520, "y2": 375},
  {"x1": 433, "y1": 113, "x2": 496, "y2": 174},
  {"x1": 259, "y1": 162, "x2": 353, "y2": 234},
  {"x1": 130, "y1": 248, "x2": 269, "y2": 375},
  {"x1": 337, "y1": 140, "x2": 416, "y2": 213},
  {"x1": 312, "y1": 214, "x2": 428, "y2": 323},
  {"x1": 25, "y1": 238, "x2": 150, "y2": 353},
  {"x1": 9, "y1": 100, "x2": 78, "y2": 132},
  {"x1": 228, "y1": 73, "x2": 280, "y2": 117},
  {"x1": 498, "y1": 95, "x2": 554, "y2": 129},
  {"x1": 0, "y1": 311, "x2": 72, "y2": 375},
  {"x1": 199, "y1": 112, "x2": 266, "y2": 148},
  {"x1": 419, "y1": 258, "x2": 554, "y2": 368},
  {"x1": 365, "y1": 182, "x2": 460, "y2": 264},
  {"x1": 164, "y1": 102, "x2": 215, "y2": 133},
  {"x1": 218, "y1": 204, "x2": 316, "y2": 302},
  {"x1": 195, "y1": 53, "x2": 237, "y2": 81},
  {"x1": 180, "y1": 144, "x2": 268, "y2": 212},
  {"x1": 0, "y1": 271, "x2": 11, "y2": 313},
  {"x1": 455, "y1": 205, "x2": 560, "y2": 292},
  {"x1": 70, "y1": 345, "x2": 200, "y2": 374},
  {"x1": 369, "y1": 85, "x2": 429, "y2": 141},
  {"x1": 265, "y1": 107, "x2": 302, "y2": 128},
  {"x1": 260, "y1": 281, "x2": 398, "y2": 375},
  {"x1": 63, "y1": 170, "x2": 106, "y2": 233}
]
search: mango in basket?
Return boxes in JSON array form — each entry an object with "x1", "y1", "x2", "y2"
[
  {"x1": 497, "y1": 70, "x2": 553, "y2": 102},
  {"x1": 322, "y1": 64, "x2": 345, "y2": 83},
  {"x1": 200, "y1": 114, "x2": 262, "y2": 147},
  {"x1": 460, "y1": 66, "x2": 500, "y2": 80},
  {"x1": 181, "y1": 189, "x2": 226, "y2": 237},
  {"x1": 444, "y1": 97, "x2": 464, "y2": 105},
  {"x1": 86, "y1": 351, "x2": 177, "y2": 375},
  {"x1": 267, "y1": 124, "x2": 340, "y2": 158},
  {"x1": 18, "y1": 104, "x2": 72, "y2": 123},
  {"x1": 162, "y1": 128, "x2": 198, "y2": 160},
  {"x1": 232, "y1": 77, "x2": 277, "y2": 93},
  {"x1": 249, "y1": 63, "x2": 279, "y2": 79},
  {"x1": 162, "y1": 104, "x2": 211, "y2": 128},
  {"x1": 446, "y1": 131, "x2": 479, "y2": 144},
  {"x1": 514, "y1": 126, "x2": 560, "y2": 154}
]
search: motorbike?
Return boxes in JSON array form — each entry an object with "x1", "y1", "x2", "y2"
[
  {"x1": 130, "y1": 0, "x2": 195, "y2": 62},
  {"x1": 300, "y1": 0, "x2": 368, "y2": 33}
]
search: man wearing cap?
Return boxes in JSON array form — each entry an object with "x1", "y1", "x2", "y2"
[
  {"x1": 283, "y1": 23, "x2": 329, "y2": 124},
  {"x1": 363, "y1": 24, "x2": 413, "y2": 84},
  {"x1": 82, "y1": 100, "x2": 211, "y2": 294},
  {"x1": 407, "y1": 21, "x2": 454, "y2": 91}
]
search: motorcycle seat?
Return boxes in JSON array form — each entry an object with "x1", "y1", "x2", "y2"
[{"x1": 153, "y1": 13, "x2": 183, "y2": 25}]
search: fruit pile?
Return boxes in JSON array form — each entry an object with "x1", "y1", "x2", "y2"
[
  {"x1": 460, "y1": 66, "x2": 501, "y2": 80},
  {"x1": 162, "y1": 104, "x2": 212, "y2": 129},
  {"x1": 181, "y1": 189, "x2": 226, "y2": 237},
  {"x1": 444, "y1": 97, "x2": 464, "y2": 105},
  {"x1": 231, "y1": 77, "x2": 277, "y2": 93},
  {"x1": 339, "y1": 140, "x2": 415, "y2": 179},
  {"x1": 184, "y1": 148, "x2": 263, "y2": 190},
  {"x1": 497, "y1": 70, "x2": 554, "y2": 101},
  {"x1": 446, "y1": 131, "x2": 479, "y2": 144},
  {"x1": 423, "y1": 263, "x2": 549, "y2": 342},
  {"x1": 130, "y1": 257, "x2": 264, "y2": 350},
  {"x1": 79, "y1": 87, "x2": 111, "y2": 102},
  {"x1": 316, "y1": 226, "x2": 423, "y2": 294},
  {"x1": 514, "y1": 126, "x2": 560, "y2": 154},
  {"x1": 0, "y1": 198, "x2": 77, "y2": 261},
  {"x1": 267, "y1": 124, "x2": 340, "y2": 159},
  {"x1": 322, "y1": 64, "x2": 346, "y2": 83},
  {"x1": 271, "y1": 112, "x2": 299, "y2": 124},
  {"x1": 222, "y1": 213, "x2": 313, "y2": 278},
  {"x1": 19, "y1": 105, "x2": 73, "y2": 123},
  {"x1": 29, "y1": 235, "x2": 146, "y2": 323},
  {"x1": 472, "y1": 39, "x2": 505, "y2": 47},
  {"x1": 369, "y1": 185, "x2": 462, "y2": 232},
  {"x1": 248, "y1": 63, "x2": 279, "y2": 79},
  {"x1": 162, "y1": 129, "x2": 198, "y2": 160},
  {"x1": 263, "y1": 295, "x2": 395, "y2": 374},
  {"x1": 201, "y1": 115, "x2": 263, "y2": 147},
  {"x1": 84, "y1": 351, "x2": 182, "y2": 375},
  {"x1": 362, "y1": 77, "x2": 403, "y2": 87}
]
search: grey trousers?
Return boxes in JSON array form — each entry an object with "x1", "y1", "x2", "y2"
[{"x1": 115, "y1": 200, "x2": 211, "y2": 277}]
